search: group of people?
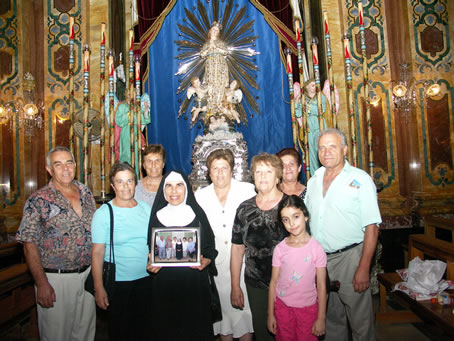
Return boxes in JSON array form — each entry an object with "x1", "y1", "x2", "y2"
[
  {"x1": 155, "y1": 235, "x2": 196, "y2": 261},
  {"x1": 16, "y1": 127, "x2": 381, "y2": 341}
]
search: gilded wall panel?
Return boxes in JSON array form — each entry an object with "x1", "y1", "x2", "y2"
[
  {"x1": 343, "y1": 0, "x2": 403, "y2": 214},
  {"x1": 0, "y1": 0, "x2": 22, "y2": 211},
  {"x1": 0, "y1": 0, "x2": 19, "y2": 95},
  {"x1": 409, "y1": 0, "x2": 454, "y2": 196}
]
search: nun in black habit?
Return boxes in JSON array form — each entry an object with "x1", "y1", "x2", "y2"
[{"x1": 147, "y1": 171, "x2": 218, "y2": 341}]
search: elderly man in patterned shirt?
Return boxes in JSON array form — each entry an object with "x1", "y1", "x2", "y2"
[{"x1": 16, "y1": 146, "x2": 97, "y2": 341}]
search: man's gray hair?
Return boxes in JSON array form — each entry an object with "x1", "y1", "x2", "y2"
[
  {"x1": 317, "y1": 128, "x2": 348, "y2": 147},
  {"x1": 46, "y1": 146, "x2": 75, "y2": 168}
]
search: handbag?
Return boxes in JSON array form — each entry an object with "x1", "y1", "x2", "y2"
[
  {"x1": 208, "y1": 271, "x2": 223, "y2": 323},
  {"x1": 85, "y1": 203, "x2": 116, "y2": 299}
]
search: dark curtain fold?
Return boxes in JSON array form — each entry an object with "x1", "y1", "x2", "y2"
[
  {"x1": 137, "y1": 1, "x2": 172, "y2": 38},
  {"x1": 137, "y1": 0, "x2": 295, "y2": 40}
]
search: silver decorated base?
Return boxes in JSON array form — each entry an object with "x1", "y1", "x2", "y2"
[{"x1": 189, "y1": 130, "x2": 252, "y2": 190}]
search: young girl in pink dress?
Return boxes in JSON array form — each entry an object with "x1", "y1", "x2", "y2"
[{"x1": 267, "y1": 195, "x2": 327, "y2": 340}]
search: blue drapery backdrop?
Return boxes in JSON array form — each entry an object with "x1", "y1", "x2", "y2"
[{"x1": 144, "y1": 0, "x2": 292, "y2": 175}]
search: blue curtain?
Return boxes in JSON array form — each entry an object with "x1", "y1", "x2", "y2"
[{"x1": 144, "y1": 0, "x2": 292, "y2": 174}]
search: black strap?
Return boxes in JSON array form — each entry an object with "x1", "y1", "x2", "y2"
[{"x1": 106, "y1": 203, "x2": 115, "y2": 264}]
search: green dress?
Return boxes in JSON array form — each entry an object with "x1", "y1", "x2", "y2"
[
  {"x1": 306, "y1": 94, "x2": 327, "y2": 176},
  {"x1": 115, "y1": 102, "x2": 151, "y2": 166}
]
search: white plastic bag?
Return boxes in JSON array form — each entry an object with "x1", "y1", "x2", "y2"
[{"x1": 406, "y1": 257, "x2": 447, "y2": 295}]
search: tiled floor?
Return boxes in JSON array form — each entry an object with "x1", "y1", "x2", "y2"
[{"x1": 376, "y1": 323, "x2": 430, "y2": 341}]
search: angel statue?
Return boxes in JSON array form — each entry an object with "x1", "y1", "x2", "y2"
[
  {"x1": 175, "y1": 1, "x2": 260, "y2": 131},
  {"x1": 220, "y1": 80, "x2": 243, "y2": 124},
  {"x1": 187, "y1": 77, "x2": 208, "y2": 123},
  {"x1": 304, "y1": 78, "x2": 327, "y2": 175}
]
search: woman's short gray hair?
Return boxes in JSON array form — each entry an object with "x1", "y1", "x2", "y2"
[{"x1": 317, "y1": 128, "x2": 348, "y2": 147}]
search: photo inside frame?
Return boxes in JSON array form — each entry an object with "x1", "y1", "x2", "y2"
[{"x1": 150, "y1": 227, "x2": 201, "y2": 267}]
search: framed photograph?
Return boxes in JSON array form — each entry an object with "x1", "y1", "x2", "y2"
[{"x1": 150, "y1": 227, "x2": 201, "y2": 267}]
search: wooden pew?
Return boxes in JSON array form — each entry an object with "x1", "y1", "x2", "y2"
[
  {"x1": 0, "y1": 242, "x2": 37, "y2": 337},
  {"x1": 409, "y1": 216, "x2": 454, "y2": 279},
  {"x1": 0, "y1": 242, "x2": 24, "y2": 269},
  {"x1": 0, "y1": 263, "x2": 35, "y2": 326},
  {"x1": 376, "y1": 216, "x2": 454, "y2": 337}
]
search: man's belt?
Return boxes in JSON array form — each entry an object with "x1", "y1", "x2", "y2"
[
  {"x1": 43, "y1": 265, "x2": 90, "y2": 274},
  {"x1": 326, "y1": 242, "x2": 362, "y2": 255}
]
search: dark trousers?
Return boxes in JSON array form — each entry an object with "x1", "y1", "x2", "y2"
[
  {"x1": 108, "y1": 276, "x2": 152, "y2": 341},
  {"x1": 246, "y1": 282, "x2": 275, "y2": 341}
]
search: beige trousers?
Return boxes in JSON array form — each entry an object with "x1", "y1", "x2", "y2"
[
  {"x1": 324, "y1": 244, "x2": 376, "y2": 341},
  {"x1": 36, "y1": 267, "x2": 96, "y2": 341}
]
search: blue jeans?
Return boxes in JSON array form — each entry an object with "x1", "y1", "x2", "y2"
[{"x1": 158, "y1": 247, "x2": 166, "y2": 259}]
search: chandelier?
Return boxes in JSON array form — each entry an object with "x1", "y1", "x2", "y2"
[
  {"x1": 391, "y1": 63, "x2": 441, "y2": 122},
  {"x1": 0, "y1": 72, "x2": 44, "y2": 137}
]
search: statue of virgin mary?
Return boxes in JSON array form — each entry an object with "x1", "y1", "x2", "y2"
[{"x1": 175, "y1": 1, "x2": 260, "y2": 130}]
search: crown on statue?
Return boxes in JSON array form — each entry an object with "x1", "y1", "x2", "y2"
[{"x1": 211, "y1": 21, "x2": 223, "y2": 30}]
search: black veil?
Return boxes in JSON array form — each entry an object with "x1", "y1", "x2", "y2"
[{"x1": 148, "y1": 170, "x2": 218, "y2": 273}]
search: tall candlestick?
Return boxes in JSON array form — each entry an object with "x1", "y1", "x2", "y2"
[
  {"x1": 323, "y1": 11, "x2": 337, "y2": 128},
  {"x1": 128, "y1": 29, "x2": 135, "y2": 169},
  {"x1": 294, "y1": 20, "x2": 308, "y2": 85},
  {"x1": 358, "y1": 2, "x2": 373, "y2": 176},
  {"x1": 109, "y1": 54, "x2": 114, "y2": 77},
  {"x1": 83, "y1": 45, "x2": 90, "y2": 185},
  {"x1": 286, "y1": 52, "x2": 292, "y2": 75},
  {"x1": 285, "y1": 48, "x2": 298, "y2": 152},
  {"x1": 108, "y1": 52, "x2": 115, "y2": 166},
  {"x1": 129, "y1": 29, "x2": 134, "y2": 51},
  {"x1": 101, "y1": 22, "x2": 106, "y2": 45},
  {"x1": 135, "y1": 57, "x2": 142, "y2": 178},
  {"x1": 311, "y1": 38, "x2": 324, "y2": 131},
  {"x1": 343, "y1": 34, "x2": 357, "y2": 166},
  {"x1": 83, "y1": 46, "x2": 89, "y2": 72},
  {"x1": 69, "y1": 16, "x2": 75, "y2": 39},
  {"x1": 69, "y1": 16, "x2": 76, "y2": 159},
  {"x1": 294, "y1": 19, "x2": 310, "y2": 181},
  {"x1": 100, "y1": 22, "x2": 106, "y2": 197}
]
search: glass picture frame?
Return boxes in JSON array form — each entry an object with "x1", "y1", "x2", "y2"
[{"x1": 150, "y1": 227, "x2": 201, "y2": 267}]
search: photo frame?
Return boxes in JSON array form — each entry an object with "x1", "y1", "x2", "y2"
[{"x1": 150, "y1": 227, "x2": 201, "y2": 267}]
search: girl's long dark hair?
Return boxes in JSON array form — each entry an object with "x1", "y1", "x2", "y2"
[{"x1": 278, "y1": 195, "x2": 311, "y2": 235}]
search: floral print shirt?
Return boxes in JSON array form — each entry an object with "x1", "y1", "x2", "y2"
[{"x1": 16, "y1": 180, "x2": 96, "y2": 270}]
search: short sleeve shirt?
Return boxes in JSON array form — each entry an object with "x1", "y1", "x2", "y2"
[
  {"x1": 16, "y1": 180, "x2": 96, "y2": 269},
  {"x1": 134, "y1": 180, "x2": 157, "y2": 207},
  {"x1": 305, "y1": 161, "x2": 382, "y2": 252},
  {"x1": 273, "y1": 237, "x2": 326, "y2": 308},
  {"x1": 91, "y1": 200, "x2": 151, "y2": 281},
  {"x1": 232, "y1": 195, "x2": 288, "y2": 289}
]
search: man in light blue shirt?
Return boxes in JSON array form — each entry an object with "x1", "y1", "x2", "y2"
[
  {"x1": 305, "y1": 128, "x2": 381, "y2": 341},
  {"x1": 156, "y1": 235, "x2": 166, "y2": 259}
]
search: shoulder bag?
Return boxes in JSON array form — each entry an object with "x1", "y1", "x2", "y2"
[{"x1": 85, "y1": 202, "x2": 116, "y2": 299}]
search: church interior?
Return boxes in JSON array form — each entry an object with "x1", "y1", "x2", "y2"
[{"x1": 1, "y1": 0, "x2": 453, "y2": 339}]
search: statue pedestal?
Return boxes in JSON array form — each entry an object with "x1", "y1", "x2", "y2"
[{"x1": 189, "y1": 130, "x2": 251, "y2": 190}]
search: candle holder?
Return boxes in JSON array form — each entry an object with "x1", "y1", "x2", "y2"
[
  {"x1": 0, "y1": 73, "x2": 44, "y2": 139},
  {"x1": 390, "y1": 63, "x2": 441, "y2": 123}
]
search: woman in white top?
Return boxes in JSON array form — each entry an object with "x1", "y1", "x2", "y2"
[
  {"x1": 196, "y1": 149, "x2": 255, "y2": 341},
  {"x1": 134, "y1": 144, "x2": 165, "y2": 207}
]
